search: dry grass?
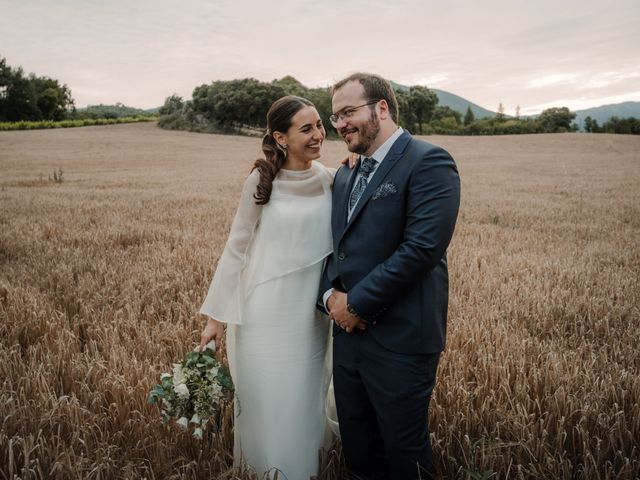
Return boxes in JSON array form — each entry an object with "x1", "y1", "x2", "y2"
[{"x1": 1, "y1": 123, "x2": 639, "y2": 479}]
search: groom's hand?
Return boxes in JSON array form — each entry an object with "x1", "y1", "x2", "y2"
[{"x1": 329, "y1": 291, "x2": 367, "y2": 333}]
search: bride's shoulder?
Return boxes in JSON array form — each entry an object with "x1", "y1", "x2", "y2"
[
  {"x1": 312, "y1": 161, "x2": 337, "y2": 179},
  {"x1": 240, "y1": 168, "x2": 260, "y2": 195},
  {"x1": 245, "y1": 168, "x2": 260, "y2": 184}
]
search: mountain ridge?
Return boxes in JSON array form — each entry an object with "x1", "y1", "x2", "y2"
[
  {"x1": 431, "y1": 92, "x2": 640, "y2": 128},
  {"x1": 390, "y1": 81, "x2": 639, "y2": 127},
  {"x1": 572, "y1": 101, "x2": 640, "y2": 129}
]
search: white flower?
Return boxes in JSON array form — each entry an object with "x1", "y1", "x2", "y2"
[
  {"x1": 176, "y1": 416, "x2": 189, "y2": 429},
  {"x1": 172, "y1": 363, "x2": 186, "y2": 386},
  {"x1": 209, "y1": 382, "x2": 223, "y2": 398},
  {"x1": 206, "y1": 366, "x2": 219, "y2": 381},
  {"x1": 149, "y1": 345, "x2": 233, "y2": 436},
  {"x1": 174, "y1": 383, "x2": 189, "y2": 399}
]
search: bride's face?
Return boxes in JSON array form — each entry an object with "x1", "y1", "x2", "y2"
[{"x1": 281, "y1": 106, "x2": 325, "y2": 163}]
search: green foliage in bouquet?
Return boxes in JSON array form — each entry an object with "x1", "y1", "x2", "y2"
[{"x1": 148, "y1": 344, "x2": 234, "y2": 439}]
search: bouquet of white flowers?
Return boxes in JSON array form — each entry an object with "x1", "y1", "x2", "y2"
[{"x1": 148, "y1": 342, "x2": 234, "y2": 439}]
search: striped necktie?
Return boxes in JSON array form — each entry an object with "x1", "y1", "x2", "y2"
[{"x1": 349, "y1": 157, "x2": 377, "y2": 211}]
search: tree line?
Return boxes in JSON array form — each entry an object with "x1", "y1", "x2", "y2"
[
  {"x1": 584, "y1": 115, "x2": 640, "y2": 135},
  {"x1": 158, "y1": 77, "x2": 449, "y2": 136},
  {"x1": 434, "y1": 106, "x2": 640, "y2": 135},
  {"x1": 159, "y1": 76, "x2": 335, "y2": 135},
  {"x1": 0, "y1": 56, "x2": 154, "y2": 123},
  {"x1": 429, "y1": 106, "x2": 580, "y2": 135},
  {"x1": 73, "y1": 103, "x2": 155, "y2": 120},
  {"x1": 0, "y1": 57, "x2": 74, "y2": 121},
  {"x1": 160, "y1": 77, "x2": 639, "y2": 136},
  {"x1": 2, "y1": 55, "x2": 637, "y2": 135}
]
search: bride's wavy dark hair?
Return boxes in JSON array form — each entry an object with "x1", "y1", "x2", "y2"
[{"x1": 252, "y1": 95, "x2": 314, "y2": 205}]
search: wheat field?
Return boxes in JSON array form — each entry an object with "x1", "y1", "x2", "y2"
[{"x1": 1, "y1": 123, "x2": 639, "y2": 479}]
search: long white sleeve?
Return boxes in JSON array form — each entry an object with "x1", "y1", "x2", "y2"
[{"x1": 199, "y1": 170, "x2": 262, "y2": 324}]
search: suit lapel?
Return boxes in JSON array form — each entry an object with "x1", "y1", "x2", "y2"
[{"x1": 339, "y1": 132, "x2": 412, "y2": 240}]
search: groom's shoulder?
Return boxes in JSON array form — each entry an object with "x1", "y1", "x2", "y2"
[
  {"x1": 406, "y1": 134, "x2": 448, "y2": 154},
  {"x1": 405, "y1": 136, "x2": 456, "y2": 166},
  {"x1": 335, "y1": 163, "x2": 354, "y2": 180}
]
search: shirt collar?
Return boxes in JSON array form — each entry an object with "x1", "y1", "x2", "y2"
[{"x1": 367, "y1": 127, "x2": 404, "y2": 164}]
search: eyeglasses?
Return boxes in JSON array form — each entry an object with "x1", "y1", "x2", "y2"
[{"x1": 329, "y1": 100, "x2": 380, "y2": 127}]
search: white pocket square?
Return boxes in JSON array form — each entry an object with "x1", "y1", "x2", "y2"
[{"x1": 372, "y1": 182, "x2": 398, "y2": 200}]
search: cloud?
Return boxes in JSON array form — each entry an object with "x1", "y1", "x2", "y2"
[
  {"x1": 1, "y1": 0, "x2": 639, "y2": 111},
  {"x1": 582, "y1": 71, "x2": 640, "y2": 89},
  {"x1": 528, "y1": 74, "x2": 579, "y2": 89},
  {"x1": 521, "y1": 90, "x2": 640, "y2": 115},
  {"x1": 399, "y1": 74, "x2": 449, "y2": 87}
]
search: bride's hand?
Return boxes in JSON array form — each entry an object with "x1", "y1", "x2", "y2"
[
  {"x1": 340, "y1": 152, "x2": 360, "y2": 169},
  {"x1": 199, "y1": 317, "x2": 224, "y2": 351}
]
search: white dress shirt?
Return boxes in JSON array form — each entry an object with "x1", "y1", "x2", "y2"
[{"x1": 347, "y1": 127, "x2": 404, "y2": 220}]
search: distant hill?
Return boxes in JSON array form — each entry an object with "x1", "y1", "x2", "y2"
[
  {"x1": 75, "y1": 103, "x2": 155, "y2": 119},
  {"x1": 390, "y1": 81, "x2": 495, "y2": 119},
  {"x1": 431, "y1": 88, "x2": 495, "y2": 119},
  {"x1": 573, "y1": 101, "x2": 640, "y2": 130}
]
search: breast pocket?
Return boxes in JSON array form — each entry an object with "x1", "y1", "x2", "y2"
[{"x1": 370, "y1": 192, "x2": 403, "y2": 212}]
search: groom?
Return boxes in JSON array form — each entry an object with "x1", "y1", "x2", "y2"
[{"x1": 319, "y1": 73, "x2": 460, "y2": 479}]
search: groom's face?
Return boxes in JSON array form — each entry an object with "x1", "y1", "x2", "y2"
[{"x1": 332, "y1": 81, "x2": 381, "y2": 156}]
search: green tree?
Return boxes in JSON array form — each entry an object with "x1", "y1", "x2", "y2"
[
  {"x1": 602, "y1": 116, "x2": 640, "y2": 135},
  {"x1": 73, "y1": 103, "x2": 152, "y2": 120},
  {"x1": 189, "y1": 78, "x2": 286, "y2": 130},
  {"x1": 0, "y1": 56, "x2": 74, "y2": 121},
  {"x1": 31, "y1": 75, "x2": 74, "y2": 120},
  {"x1": 408, "y1": 85, "x2": 437, "y2": 134},
  {"x1": 463, "y1": 105, "x2": 475, "y2": 126},
  {"x1": 432, "y1": 105, "x2": 462, "y2": 124},
  {"x1": 429, "y1": 106, "x2": 463, "y2": 134},
  {"x1": 0, "y1": 60, "x2": 38, "y2": 120},
  {"x1": 537, "y1": 107, "x2": 576, "y2": 133},
  {"x1": 496, "y1": 102, "x2": 505, "y2": 121},
  {"x1": 191, "y1": 83, "x2": 215, "y2": 121},
  {"x1": 305, "y1": 87, "x2": 334, "y2": 136},
  {"x1": 394, "y1": 89, "x2": 416, "y2": 132},
  {"x1": 583, "y1": 116, "x2": 598, "y2": 132},
  {"x1": 271, "y1": 76, "x2": 307, "y2": 97},
  {"x1": 159, "y1": 94, "x2": 184, "y2": 116}
]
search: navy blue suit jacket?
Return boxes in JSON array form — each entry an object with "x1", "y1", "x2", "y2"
[{"x1": 319, "y1": 131, "x2": 460, "y2": 354}]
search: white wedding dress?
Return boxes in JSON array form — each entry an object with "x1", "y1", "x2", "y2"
[{"x1": 200, "y1": 161, "x2": 335, "y2": 479}]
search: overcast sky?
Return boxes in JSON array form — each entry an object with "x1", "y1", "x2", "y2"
[{"x1": 2, "y1": 0, "x2": 639, "y2": 115}]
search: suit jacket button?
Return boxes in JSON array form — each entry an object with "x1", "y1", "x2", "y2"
[{"x1": 338, "y1": 252, "x2": 346, "y2": 260}]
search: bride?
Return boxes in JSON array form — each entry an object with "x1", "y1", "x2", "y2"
[{"x1": 198, "y1": 95, "x2": 339, "y2": 479}]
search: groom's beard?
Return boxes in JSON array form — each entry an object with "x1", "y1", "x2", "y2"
[{"x1": 343, "y1": 110, "x2": 380, "y2": 155}]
